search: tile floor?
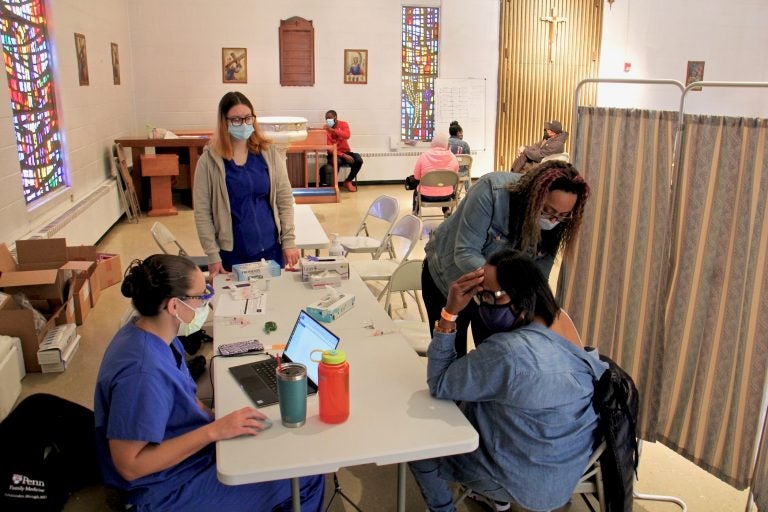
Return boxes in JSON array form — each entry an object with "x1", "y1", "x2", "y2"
[{"x1": 16, "y1": 184, "x2": 748, "y2": 511}]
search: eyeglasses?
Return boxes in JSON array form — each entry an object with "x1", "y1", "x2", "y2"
[
  {"x1": 541, "y1": 204, "x2": 573, "y2": 222},
  {"x1": 179, "y1": 283, "x2": 215, "y2": 307},
  {"x1": 473, "y1": 289, "x2": 508, "y2": 306},
  {"x1": 227, "y1": 115, "x2": 256, "y2": 126}
]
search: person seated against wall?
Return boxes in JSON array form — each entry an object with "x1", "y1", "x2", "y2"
[
  {"x1": 510, "y1": 120, "x2": 569, "y2": 173},
  {"x1": 448, "y1": 121, "x2": 472, "y2": 192},
  {"x1": 412, "y1": 132, "x2": 460, "y2": 214},
  {"x1": 409, "y1": 250, "x2": 607, "y2": 512},
  {"x1": 94, "y1": 255, "x2": 325, "y2": 511},
  {"x1": 325, "y1": 109, "x2": 363, "y2": 192}
]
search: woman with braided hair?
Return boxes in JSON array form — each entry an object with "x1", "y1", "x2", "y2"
[{"x1": 422, "y1": 161, "x2": 590, "y2": 357}]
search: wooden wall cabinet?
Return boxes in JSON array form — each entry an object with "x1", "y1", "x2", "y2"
[{"x1": 279, "y1": 17, "x2": 314, "y2": 86}]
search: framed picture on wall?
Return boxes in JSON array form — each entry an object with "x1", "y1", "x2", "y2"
[
  {"x1": 685, "y1": 60, "x2": 705, "y2": 91},
  {"x1": 222, "y1": 48, "x2": 247, "y2": 83},
  {"x1": 344, "y1": 49, "x2": 367, "y2": 84},
  {"x1": 74, "y1": 33, "x2": 89, "y2": 86},
  {"x1": 111, "y1": 43, "x2": 121, "y2": 85}
]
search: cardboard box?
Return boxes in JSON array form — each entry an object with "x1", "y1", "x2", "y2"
[
  {"x1": 300, "y1": 257, "x2": 350, "y2": 282},
  {"x1": 0, "y1": 268, "x2": 68, "y2": 304},
  {"x1": 15, "y1": 238, "x2": 68, "y2": 271},
  {"x1": 61, "y1": 260, "x2": 98, "y2": 312},
  {"x1": 0, "y1": 299, "x2": 70, "y2": 373},
  {"x1": 96, "y1": 253, "x2": 122, "y2": 290}
]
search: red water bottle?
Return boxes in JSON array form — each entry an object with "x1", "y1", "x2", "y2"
[{"x1": 313, "y1": 349, "x2": 349, "y2": 423}]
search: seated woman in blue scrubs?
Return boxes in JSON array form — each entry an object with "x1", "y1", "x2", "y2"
[
  {"x1": 94, "y1": 255, "x2": 324, "y2": 511},
  {"x1": 410, "y1": 250, "x2": 607, "y2": 512}
]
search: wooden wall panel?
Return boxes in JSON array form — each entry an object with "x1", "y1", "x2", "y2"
[{"x1": 496, "y1": 0, "x2": 602, "y2": 169}]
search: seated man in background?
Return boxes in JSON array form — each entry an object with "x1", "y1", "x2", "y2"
[
  {"x1": 510, "y1": 120, "x2": 568, "y2": 173},
  {"x1": 325, "y1": 109, "x2": 363, "y2": 192},
  {"x1": 448, "y1": 121, "x2": 471, "y2": 192},
  {"x1": 409, "y1": 250, "x2": 607, "y2": 512},
  {"x1": 412, "y1": 133, "x2": 459, "y2": 214}
]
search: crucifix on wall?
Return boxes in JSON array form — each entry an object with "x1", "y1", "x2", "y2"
[{"x1": 540, "y1": 7, "x2": 567, "y2": 63}]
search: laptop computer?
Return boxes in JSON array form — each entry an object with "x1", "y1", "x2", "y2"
[{"x1": 229, "y1": 310, "x2": 340, "y2": 407}]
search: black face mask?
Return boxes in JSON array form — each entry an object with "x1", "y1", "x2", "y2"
[
  {"x1": 543, "y1": 130, "x2": 551, "y2": 140},
  {"x1": 477, "y1": 303, "x2": 518, "y2": 332}
]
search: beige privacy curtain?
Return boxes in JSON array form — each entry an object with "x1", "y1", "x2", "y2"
[
  {"x1": 560, "y1": 107, "x2": 677, "y2": 438},
  {"x1": 753, "y1": 407, "x2": 768, "y2": 511},
  {"x1": 562, "y1": 110, "x2": 768, "y2": 488},
  {"x1": 657, "y1": 115, "x2": 768, "y2": 488}
]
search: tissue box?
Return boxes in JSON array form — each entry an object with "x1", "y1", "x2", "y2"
[
  {"x1": 307, "y1": 271, "x2": 342, "y2": 289},
  {"x1": 232, "y1": 260, "x2": 281, "y2": 282},
  {"x1": 306, "y1": 292, "x2": 355, "y2": 323},
  {"x1": 300, "y1": 257, "x2": 349, "y2": 282}
]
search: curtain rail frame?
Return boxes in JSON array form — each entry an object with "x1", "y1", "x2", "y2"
[{"x1": 567, "y1": 78, "x2": 768, "y2": 512}]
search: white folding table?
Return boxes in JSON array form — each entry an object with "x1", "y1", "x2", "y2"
[
  {"x1": 293, "y1": 204, "x2": 330, "y2": 256},
  {"x1": 212, "y1": 271, "x2": 478, "y2": 511}
]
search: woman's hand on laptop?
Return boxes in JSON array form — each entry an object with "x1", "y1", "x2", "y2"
[{"x1": 210, "y1": 407, "x2": 271, "y2": 440}]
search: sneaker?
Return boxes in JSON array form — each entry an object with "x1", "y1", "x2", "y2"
[
  {"x1": 343, "y1": 180, "x2": 357, "y2": 192},
  {"x1": 465, "y1": 489, "x2": 511, "y2": 511}
]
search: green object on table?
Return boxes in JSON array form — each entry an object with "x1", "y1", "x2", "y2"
[{"x1": 264, "y1": 321, "x2": 278, "y2": 334}]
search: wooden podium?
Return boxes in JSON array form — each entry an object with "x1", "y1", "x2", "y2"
[
  {"x1": 140, "y1": 154, "x2": 179, "y2": 216},
  {"x1": 287, "y1": 129, "x2": 339, "y2": 204}
]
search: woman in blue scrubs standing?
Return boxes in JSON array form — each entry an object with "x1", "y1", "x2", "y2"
[
  {"x1": 194, "y1": 91, "x2": 299, "y2": 280},
  {"x1": 94, "y1": 255, "x2": 324, "y2": 511}
]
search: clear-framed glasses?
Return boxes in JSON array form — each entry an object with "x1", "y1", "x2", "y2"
[
  {"x1": 227, "y1": 115, "x2": 256, "y2": 126},
  {"x1": 473, "y1": 289, "x2": 508, "y2": 306},
  {"x1": 541, "y1": 204, "x2": 573, "y2": 222},
  {"x1": 179, "y1": 283, "x2": 215, "y2": 308}
]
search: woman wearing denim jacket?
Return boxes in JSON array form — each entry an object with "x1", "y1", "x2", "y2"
[
  {"x1": 422, "y1": 161, "x2": 589, "y2": 356},
  {"x1": 410, "y1": 251, "x2": 607, "y2": 512}
]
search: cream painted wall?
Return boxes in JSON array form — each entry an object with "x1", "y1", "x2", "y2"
[
  {"x1": 0, "y1": 0, "x2": 132, "y2": 245},
  {"x1": 3, "y1": 0, "x2": 768, "y2": 246},
  {"x1": 597, "y1": 0, "x2": 768, "y2": 116},
  {"x1": 125, "y1": 0, "x2": 500, "y2": 181}
]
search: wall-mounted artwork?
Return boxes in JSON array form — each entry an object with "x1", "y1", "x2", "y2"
[
  {"x1": 685, "y1": 60, "x2": 705, "y2": 91},
  {"x1": 344, "y1": 49, "x2": 367, "y2": 84},
  {"x1": 74, "y1": 33, "x2": 89, "y2": 86},
  {"x1": 111, "y1": 43, "x2": 120, "y2": 85},
  {"x1": 222, "y1": 48, "x2": 247, "y2": 83}
]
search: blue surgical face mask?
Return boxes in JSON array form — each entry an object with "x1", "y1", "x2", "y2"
[
  {"x1": 176, "y1": 300, "x2": 210, "y2": 336},
  {"x1": 539, "y1": 216, "x2": 560, "y2": 231},
  {"x1": 228, "y1": 123, "x2": 255, "y2": 141},
  {"x1": 477, "y1": 304, "x2": 518, "y2": 333},
  {"x1": 325, "y1": 118, "x2": 335, "y2": 128}
]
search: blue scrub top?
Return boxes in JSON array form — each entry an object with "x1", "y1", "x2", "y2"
[
  {"x1": 220, "y1": 152, "x2": 282, "y2": 269},
  {"x1": 94, "y1": 321, "x2": 212, "y2": 506}
]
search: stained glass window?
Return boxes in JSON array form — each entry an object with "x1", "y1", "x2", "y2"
[
  {"x1": 1, "y1": 0, "x2": 66, "y2": 204},
  {"x1": 401, "y1": 6, "x2": 439, "y2": 141}
]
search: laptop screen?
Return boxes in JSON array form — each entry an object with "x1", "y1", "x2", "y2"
[{"x1": 284, "y1": 310, "x2": 340, "y2": 384}]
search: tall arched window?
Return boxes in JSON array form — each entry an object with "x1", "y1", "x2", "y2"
[
  {"x1": 401, "y1": 6, "x2": 439, "y2": 142},
  {"x1": 1, "y1": 0, "x2": 66, "y2": 204}
]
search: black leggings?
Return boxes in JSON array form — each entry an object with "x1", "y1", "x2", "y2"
[{"x1": 421, "y1": 260, "x2": 492, "y2": 357}]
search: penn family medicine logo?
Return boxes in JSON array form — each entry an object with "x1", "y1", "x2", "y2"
[{"x1": 8, "y1": 473, "x2": 46, "y2": 493}]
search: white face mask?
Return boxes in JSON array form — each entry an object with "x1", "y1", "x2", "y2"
[
  {"x1": 325, "y1": 118, "x2": 335, "y2": 128},
  {"x1": 539, "y1": 216, "x2": 560, "y2": 231},
  {"x1": 176, "y1": 300, "x2": 210, "y2": 337}
]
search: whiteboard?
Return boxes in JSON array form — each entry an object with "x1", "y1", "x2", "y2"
[{"x1": 434, "y1": 78, "x2": 486, "y2": 150}]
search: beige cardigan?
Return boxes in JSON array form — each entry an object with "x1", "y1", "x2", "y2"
[{"x1": 193, "y1": 144, "x2": 296, "y2": 264}]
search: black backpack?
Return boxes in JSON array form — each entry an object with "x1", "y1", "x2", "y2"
[
  {"x1": 0, "y1": 393, "x2": 102, "y2": 511},
  {"x1": 592, "y1": 354, "x2": 640, "y2": 512}
]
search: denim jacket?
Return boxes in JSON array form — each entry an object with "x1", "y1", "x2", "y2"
[
  {"x1": 424, "y1": 172, "x2": 554, "y2": 295},
  {"x1": 427, "y1": 323, "x2": 608, "y2": 511}
]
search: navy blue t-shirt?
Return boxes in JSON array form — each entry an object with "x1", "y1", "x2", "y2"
[{"x1": 220, "y1": 152, "x2": 282, "y2": 268}]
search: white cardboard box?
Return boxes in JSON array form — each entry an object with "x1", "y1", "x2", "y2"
[
  {"x1": 300, "y1": 257, "x2": 349, "y2": 282},
  {"x1": 307, "y1": 292, "x2": 355, "y2": 323}
]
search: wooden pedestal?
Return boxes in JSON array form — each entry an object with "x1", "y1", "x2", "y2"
[{"x1": 140, "y1": 154, "x2": 179, "y2": 217}]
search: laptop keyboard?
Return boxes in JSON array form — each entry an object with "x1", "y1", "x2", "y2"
[{"x1": 252, "y1": 359, "x2": 278, "y2": 393}]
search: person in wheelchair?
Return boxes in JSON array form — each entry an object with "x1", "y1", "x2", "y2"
[{"x1": 410, "y1": 250, "x2": 607, "y2": 512}]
